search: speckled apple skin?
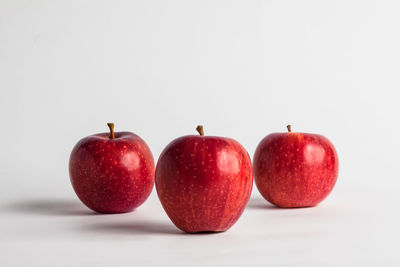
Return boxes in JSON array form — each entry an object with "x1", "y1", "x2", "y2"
[
  {"x1": 253, "y1": 132, "x2": 338, "y2": 208},
  {"x1": 155, "y1": 135, "x2": 253, "y2": 233},
  {"x1": 69, "y1": 132, "x2": 155, "y2": 213}
]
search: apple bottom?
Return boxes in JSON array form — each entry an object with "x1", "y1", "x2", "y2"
[
  {"x1": 157, "y1": 178, "x2": 252, "y2": 233},
  {"x1": 255, "y1": 161, "x2": 338, "y2": 208},
  {"x1": 255, "y1": 168, "x2": 338, "y2": 208},
  {"x1": 71, "y1": 177, "x2": 153, "y2": 214},
  {"x1": 256, "y1": 179, "x2": 336, "y2": 208}
]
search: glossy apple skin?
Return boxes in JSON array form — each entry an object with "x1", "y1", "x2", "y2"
[
  {"x1": 155, "y1": 135, "x2": 253, "y2": 233},
  {"x1": 253, "y1": 132, "x2": 338, "y2": 208},
  {"x1": 69, "y1": 132, "x2": 155, "y2": 213}
]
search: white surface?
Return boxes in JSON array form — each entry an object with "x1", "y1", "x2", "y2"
[{"x1": 1, "y1": 0, "x2": 400, "y2": 266}]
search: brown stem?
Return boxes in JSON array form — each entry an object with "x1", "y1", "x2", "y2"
[
  {"x1": 287, "y1": 125, "x2": 292, "y2": 132},
  {"x1": 196, "y1": 125, "x2": 204, "y2": 136},
  {"x1": 107, "y1": 123, "x2": 115, "y2": 139}
]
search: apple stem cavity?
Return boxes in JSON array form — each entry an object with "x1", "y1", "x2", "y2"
[
  {"x1": 107, "y1": 123, "x2": 115, "y2": 139},
  {"x1": 196, "y1": 125, "x2": 204, "y2": 136},
  {"x1": 287, "y1": 125, "x2": 292, "y2": 132}
]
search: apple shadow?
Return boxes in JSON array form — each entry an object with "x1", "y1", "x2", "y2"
[
  {"x1": 4, "y1": 198, "x2": 95, "y2": 216},
  {"x1": 247, "y1": 197, "x2": 319, "y2": 210},
  {"x1": 246, "y1": 197, "x2": 280, "y2": 210},
  {"x1": 82, "y1": 221, "x2": 183, "y2": 236},
  {"x1": 82, "y1": 221, "x2": 226, "y2": 236}
]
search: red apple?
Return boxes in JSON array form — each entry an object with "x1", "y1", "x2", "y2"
[
  {"x1": 253, "y1": 125, "x2": 338, "y2": 208},
  {"x1": 69, "y1": 123, "x2": 155, "y2": 213},
  {"x1": 155, "y1": 126, "x2": 253, "y2": 233}
]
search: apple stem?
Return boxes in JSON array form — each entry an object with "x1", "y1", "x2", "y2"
[
  {"x1": 107, "y1": 123, "x2": 115, "y2": 139},
  {"x1": 287, "y1": 125, "x2": 292, "y2": 132},
  {"x1": 196, "y1": 125, "x2": 204, "y2": 136}
]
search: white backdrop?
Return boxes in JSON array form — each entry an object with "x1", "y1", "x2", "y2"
[{"x1": 1, "y1": 0, "x2": 399, "y2": 266}]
